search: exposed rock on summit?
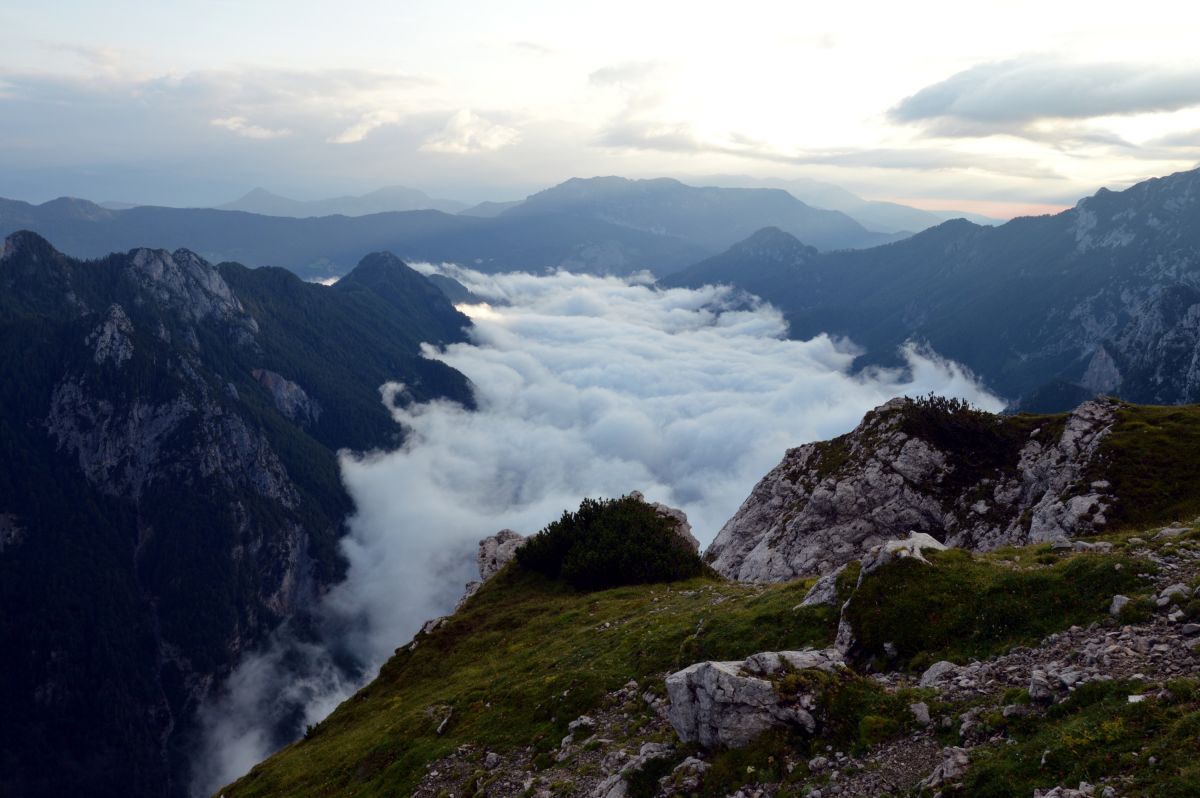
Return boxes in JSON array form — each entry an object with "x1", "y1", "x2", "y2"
[{"x1": 707, "y1": 397, "x2": 1118, "y2": 582}]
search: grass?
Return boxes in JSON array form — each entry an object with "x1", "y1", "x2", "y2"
[
  {"x1": 222, "y1": 537, "x2": 1159, "y2": 798},
  {"x1": 1093, "y1": 403, "x2": 1200, "y2": 529},
  {"x1": 844, "y1": 547, "x2": 1149, "y2": 671},
  {"x1": 221, "y1": 569, "x2": 837, "y2": 797},
  {"x1": 959, "y1": 679, "x2": 1200, "y2": 798}
]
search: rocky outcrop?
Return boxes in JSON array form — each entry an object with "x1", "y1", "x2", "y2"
[
  {"x1": 88, "y1": 303, "x2": 136, "y2": 366},
  {"x1": 707, "y1": 398, "x2": 1118, "y2": 582},
  {"x1": 478, "y1": 529, "x2": 527, "y2": 580},
  {"x1": 665, "y1": 648, "x2": 844, "y2": 747},
  {"x1": 251, "y1": 368, "x2": 322, "y2": 425}
]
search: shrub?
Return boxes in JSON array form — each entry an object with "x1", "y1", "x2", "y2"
[{"x1": 515, "y1": 495, "x2": 712, "y2": 591}]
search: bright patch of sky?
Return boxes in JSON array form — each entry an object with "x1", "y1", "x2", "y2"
[{"x1": 2, "y1": 0, "x2": 1198, "y2": 212}]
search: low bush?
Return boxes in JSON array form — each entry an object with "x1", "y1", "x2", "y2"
[{"x1": 515, "y1": 495, "x2": 712, "y2": 591}]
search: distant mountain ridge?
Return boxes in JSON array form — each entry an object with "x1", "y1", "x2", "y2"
[
  {"x1": 665, "y1": 167, "x2": 1200, "y2": 408},
  {"x1": 0, "y1": 176, "x2": 905, "y2": 280},
  {"x1": 501, "y1": 176, "x2": 903, "y2": 251},
  {"x1": 0, "y1": 232, "x2": 472, "y2": 798},
  {"x1": 217, "y1": 185, "x2": 469, "y2": 217},
  {"x1": 696, "y1": 174, "x2": 1004, "y2": 233}
]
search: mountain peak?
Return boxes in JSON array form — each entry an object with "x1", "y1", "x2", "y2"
[{"x1": 1, "y1": 229, "x2": 60, "y2": 263}]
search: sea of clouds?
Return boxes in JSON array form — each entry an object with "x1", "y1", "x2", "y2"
[{"x1": 191, "y1": 267, "x2": 1003, "y2": 795}]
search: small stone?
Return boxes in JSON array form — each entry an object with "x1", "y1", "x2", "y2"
[
  {"x1": 1109, "y1": 595, "x2": 1130, "y2": 617},
  {"x1": 909, "y1": 702, "x2": 931, "y2": 726}
]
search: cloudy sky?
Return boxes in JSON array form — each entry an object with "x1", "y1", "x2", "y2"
[{"x1": 3, "y1": 0, "x2": 1199, "y2": 214}]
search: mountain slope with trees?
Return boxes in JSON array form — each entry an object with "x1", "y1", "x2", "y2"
[
  {"x1": 665, "y1": 167, "x2": 1200, "y2": 408},
  {"x1": 0, "y1": 232, "x2": 472, "y2": 798}
]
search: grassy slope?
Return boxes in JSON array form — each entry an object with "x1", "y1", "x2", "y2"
[
  {"x1": 226, "y1": 570, "x2": 835, "y2": 797},
  {"x1": 1093, "y1": 402, "x2": 1200, "y2": 528},
  {"x1": 223, "y1": 540, "x2": 1154, "y2": 798}
]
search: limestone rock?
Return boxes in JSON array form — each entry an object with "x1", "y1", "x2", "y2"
[
  {"x1": 665, "y1": 648, "x2": 844, "y2": 748},
  {"x1": 798, "y1": 563, "x2": 847, "y2": 608},
  {"x1": 87, "y1": 304, "x2": 136, "y2": 367},
  {"x1": 478, "y1": 529, "x2": 526, "y2": 580},
  {"x1": 919, "y1": 660, "x2": 962, "y2": 689},
  {"x1": 920, "y1": 746, "x2": 970, "y2": 788},
  {"x1": 706, "y1": 398, "x2": 1118, "y2": 582},
  {"x1": 251, "y1": 368, "x2": 322, "y2": 425}
]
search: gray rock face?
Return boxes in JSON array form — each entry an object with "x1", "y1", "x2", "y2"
[
  {"x1": 128, "y1": 247, "x2": 255, "y2": 332},
  {"x1": 477, "y1": 529, "x2": 526, "y2": 580},
  {"x1": 665, "y1": 648, "x2": 844, "y2": 748},
  {"x1": 252, "y1": 368, "x2": 322, "y2": 425},
  {"x1": 87, "y1": 304, "x2": 136, "y2": 366},
  {"x1": 706, "y1": 398, "x2": 1118, "y2": 582}
]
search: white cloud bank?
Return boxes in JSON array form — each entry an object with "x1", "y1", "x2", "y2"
[{"x1": 191, "y1": 268, "x2": 1002, "y2": 795}]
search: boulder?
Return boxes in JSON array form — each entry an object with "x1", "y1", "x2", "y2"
[
  {"x1": 920, "y1": 746, "x2": 971, "y2": 788},
  {"x1": 918, "y1": 660, "x2": 962, "y2": 688},
  {"x1": 665, "y1": 648, "x2": 844, "y2": 748},
  {"x1": 861, "y1": 531, "x2": 948, "y2": 576}
]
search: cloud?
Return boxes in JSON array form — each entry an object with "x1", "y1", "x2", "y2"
[
  {"x1": 419, "y1": 109, "x2": 521, "y2": 154},
  {"x1": 890, "y1": 58, "x2": 1200, "y2": 137},
  {"x1": 1144, "y1": 129, "x2": 1200, "y2": 149},
  {"x1": 328, "y1": 108, "x2": 402, "y2": 144},
  {"x1": 191, "y1": 268, "x2": 1002, "y2": 792},
  {"x1": 210, "y1": 115, "x2": 291, "y2": 139}
]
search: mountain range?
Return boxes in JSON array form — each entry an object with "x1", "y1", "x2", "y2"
[
  {"x1": 0, "y1": 178, "x2": 901, "y2": 280},
  {"x1": 0, "y1": 232, "x2": 472, "y2": 798},
  {"x1": 695, "y1": 173, "x2": 1004, "y2": 233},
  {"x1": 665, "y1": 166, "x2": 1200, "y2": 409}
]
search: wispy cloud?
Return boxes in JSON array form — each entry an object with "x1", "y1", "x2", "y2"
[
  {"x1": 328, "y1": 109, "x2": 403, "y2": 144},
  {"x1": 891, "y1": 58, "x2": 1200, "y2": 139},
  {"x1": 210, "y1": 116, "x2": 291, "y2": 139}
]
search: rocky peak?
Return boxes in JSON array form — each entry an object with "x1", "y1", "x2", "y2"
[
  {"x1": 127, "y1": 247, "x2": 257, "y2": 334},
  {"x1": 705, "y1": 397, "x2": 1119, "y2": 582}
]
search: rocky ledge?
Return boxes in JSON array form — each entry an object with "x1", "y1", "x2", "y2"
[{"x1": 707, "y1": 397, "x2": 1118, "y2": 582}]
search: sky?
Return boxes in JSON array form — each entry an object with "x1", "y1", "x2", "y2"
[
  {"x1": 189, "y1": 265, "x2": 1001, "y2": 795},
  {"x1": 3, "y1": 0, "x2": 1199, "y2": 214}
]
